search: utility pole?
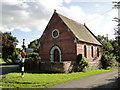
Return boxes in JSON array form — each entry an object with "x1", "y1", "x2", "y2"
[
  {"x1": 112, "y1": 1, "x2": 120, "y2": 81},
  {"x1": 112, "y1": 1, "x2": 120, "y2": 45}
]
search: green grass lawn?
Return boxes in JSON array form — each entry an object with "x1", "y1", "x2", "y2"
[{"x1": 2, "y1": 69, "x2": 111, "y2": 88}]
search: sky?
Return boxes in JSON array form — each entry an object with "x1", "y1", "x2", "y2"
[{"x1": 0, "y1": 0, "x2": 119, "y2": 48}]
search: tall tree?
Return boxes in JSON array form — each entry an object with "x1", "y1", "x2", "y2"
[
  {"x1": 97, "y1": 35, "x2": 118, "y2": 69},
  {"x1": 2, "y1": 32, "x2": 18, "y2": 63},
  {"x1": 112, "y1": 1, "x2": 120, "y2": 63}
]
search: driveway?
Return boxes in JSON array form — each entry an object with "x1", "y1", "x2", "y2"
[{"x1": 50, "y1": 70, "x2": 118, "y2": 89}]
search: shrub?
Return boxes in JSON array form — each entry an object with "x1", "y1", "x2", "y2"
[
  {"x1": 101, "y1": 52, "x2": 118, "y2": 69},
  {"x1": 26, "y1": 52, "x2": 39, "y2": 59},
  {"x1": 76, "y1": 54, "x2": 88, "y2": 72}
]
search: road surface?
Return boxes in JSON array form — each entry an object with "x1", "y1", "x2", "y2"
[
  {"x1": 50, "y1": 70, "x2": 118, "y2": 89},
  {"x1": 0, "y1": 65, "x2": 19, "y2": 75},
  {"x1": 0, "y1": 65, "x2": 19, "y2": 83}
]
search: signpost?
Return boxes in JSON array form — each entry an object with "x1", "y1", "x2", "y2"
[
  {"x1": 26, "y1": 48, "x2": 34, "y2": 53},
  {"x1": 21, "y1": 39, "x2": 26, "y2": 77}
]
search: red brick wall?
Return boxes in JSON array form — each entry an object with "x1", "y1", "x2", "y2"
[
  {"x1": 39, "y1": 13, "x2": 76, "y2": 62},
  {"x1": 76, "y1": 42, "x2": 102, "y2": 62},
  {"x1": 39, "y1": 12, "x2": 102, "y2": 64}
]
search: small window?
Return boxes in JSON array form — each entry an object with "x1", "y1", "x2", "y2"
[
  {"x1": 91, "y1": 46, "x2": 94, "y2": 58},
  {"x1": 97, "y1": 48, "x2": 99, "y2": 57},
  {"x1": 84, "y1": 45, "x2": 87, "y2": 58},
  {"x1": 52, "y1": 29, "x2": 59, "y2": 38},
  {"x1": 53, "y1": 31, "x2": 58, "y2": 37}
]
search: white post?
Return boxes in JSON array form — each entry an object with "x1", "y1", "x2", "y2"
[{"x1": 21, "y1": 58, "x2": 24, "y2": 77}]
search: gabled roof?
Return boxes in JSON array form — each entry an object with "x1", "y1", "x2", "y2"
[{"x1": 56, "y1": 12, "x2": 102, "y2": 46}]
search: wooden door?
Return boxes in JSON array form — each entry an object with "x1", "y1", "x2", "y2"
[{"x1": 54, "y1": 49, "x2": 59, "y2": 62}]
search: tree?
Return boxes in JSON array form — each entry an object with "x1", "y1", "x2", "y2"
[
  {"x1": 3, "y1": 32, "x2": 18, "y2": 42},
  {"x1": 28, "y1": 39, "x2": 39, "y2": 53},
  {"x1": 2, "y1": 32, "x2": 18, "y2": 63},
  {"x1": 97, "y1": 35, "x2": 113, "y2": 52},
  {"x1": 111, "y1": 40, "x2": 120, "y2": 60},
  {"x1": 97, "y1": 35, "x2": 118, "y2": 69}
]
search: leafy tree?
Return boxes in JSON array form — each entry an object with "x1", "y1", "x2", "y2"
[
  {"x1": 97, "y1": 35, "x2": 113, "y2": 52},
  {"x1": 28, "y1": 39, "x2": 39, "y2": 53},
  {"x1": 110, "y1": 40, "x2": 120, "y2": 62},
  {"x1": 97, "y1": 35, "x2": 118, "y2": 69},
  {"x1": 3, "y1": 32, "x2": 18, "y2": 42},
  {"x1": 2, "y1": 32, "x2": 18, "y2": 63}
]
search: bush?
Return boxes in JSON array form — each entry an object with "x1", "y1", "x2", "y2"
[
  {"x1": 101, "y1": 52, "x2": 118, "y2": 69},
  {"x1": 76, "y1": 54, "x2": 88, "y2": 72},
  {"x1": 26, "y1": 52, "x2": 39, "y2": 59}
]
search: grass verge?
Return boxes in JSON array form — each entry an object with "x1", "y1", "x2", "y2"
[{"x1": 2, "y1": 69, "x2": 111, "y2": 88}]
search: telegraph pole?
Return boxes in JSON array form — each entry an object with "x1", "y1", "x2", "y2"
[
  {"x1": 113, "y1": 1, "x2": 120, "y2": 45},
  {"x1": 112, "y1": 1, "x2": 120, "y2": 83}
]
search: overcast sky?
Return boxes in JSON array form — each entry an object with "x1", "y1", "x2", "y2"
[{"x1": 0, "y1": 0, "x2": 119, "y2": 48}]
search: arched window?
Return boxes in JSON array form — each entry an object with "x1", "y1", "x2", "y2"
[
  {"x1": 91, "y1": 46, "x2": 93, "y2": 58},
  {"x1": 97, "y1": 48, "x2": 99, "y2": 57},
  {"x1": 84, "y1": 45, "x2": 87, "y2": 58}
]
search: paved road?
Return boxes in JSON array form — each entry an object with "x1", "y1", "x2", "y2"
[
  {"x1": 0, "y1": 65, "x2": 19, "y2": 75},
  {"x1": 0, "y1": 64, "x2": 19, "y2": 86},
  {"x1": 50, "y1": 70, "x2": 118, "y2": 89}
]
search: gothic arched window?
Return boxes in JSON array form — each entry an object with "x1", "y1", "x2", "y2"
[
  {"x1": 91, "y1": 46, "x2": 94, "y2": 58},
  {"x1": 97, "y1": 48, "x2": 99, "y2": 57},
  {"x1": 84, "y1": 45, "x2": 87, "y2": 58}
]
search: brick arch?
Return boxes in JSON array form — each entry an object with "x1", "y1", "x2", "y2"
[{"x1": 50, "y1": 45, "x2": 62, "y2": 62}]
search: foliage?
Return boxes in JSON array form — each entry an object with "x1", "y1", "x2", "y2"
[
  {"x1": 97, "y1": 35, "x2": 119, "y2": 69},
  {"x1": 110, "y1": 40, "x2": 120, "y2": 62},
  {"x1": 2, "y1": 32, "x2": 19, "y2": 63},
  {"x1": 28, "y1": 39, "x2": 39, "y2": 53},
  {"x1": 2, "y1": 70, "x2": 111, "y2": 88},
  {"x1": 11, "y1": 48, "x2": 21, "y2": 62},
  {"x1": 3, "y1": 32, "x2": 18, "y2": 42},
  {"x1": 97, "y1": 35, "x2": 114, "y2": 52},
  {"x1": 0, "y1": 59, "x2": 6, "y2": 64},
  {"x1": 101, "y1": 51, "x2": 118, "y2": 69},
  {"x1": 26, "y1": 52, "x2": 39, "y2": 59},
  {"x1": 0, "y1": 58, "x2": 12, "y2": 64},
  {"x1": 76, "y1": 54, "x2": 88, "y2": 72}
]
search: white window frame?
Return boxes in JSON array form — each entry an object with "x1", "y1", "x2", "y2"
[{"x1": 52, "y1": 29, "x2": 60, "y2": 38}]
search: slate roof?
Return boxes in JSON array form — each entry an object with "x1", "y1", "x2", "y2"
[{"x1": 56, "y1": 12, "x2": 102, "y2": 46}]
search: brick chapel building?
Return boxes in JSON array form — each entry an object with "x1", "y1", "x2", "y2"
[{"x1": 39, "y1": 10, "x2": 102, "y2": 73}]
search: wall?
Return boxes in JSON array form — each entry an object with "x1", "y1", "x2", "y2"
[
  {"x1": 25, "y1": 60, "x2": 76, "y2": 73},
  {"x1": 76, "y1": 42, "x2": 102, "y2": 62},
  {"x1": 39, "y1": 13, "x2": 77, "y2": 63}
]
